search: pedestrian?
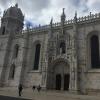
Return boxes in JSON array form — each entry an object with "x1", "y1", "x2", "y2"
[
  {"x1": 37, "y1": 85, "x2": 41, "y2": 92},
  {"x1": 32, "y1": 85, "x2": 35, "y2": 91},
  {"x1": 18, "y1": 84, "x2": 23, "y2": 96}
]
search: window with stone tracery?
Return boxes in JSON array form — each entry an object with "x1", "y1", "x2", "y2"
[
  {"x1": 13, "y1": 44, "x2": 19, "y2": 59},
  {"x1": 9, "y1": 64, "x2": 15, "y2": 79},
  {"x1": 90, "y1": 35, "x2": 100, "y2": 68},
  {"x1": 33, "y1": 43, "x2": 41, "y2": 70}
]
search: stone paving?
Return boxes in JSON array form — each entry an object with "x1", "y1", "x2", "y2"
[{"x1": 0, "y1": 87, "x2": 100, "y2": 100}]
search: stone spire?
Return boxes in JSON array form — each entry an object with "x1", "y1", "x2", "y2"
[
  {"x1": 61, "y1": 8, "x2": 66, "y2": 23},
  {"x1": 49, "y1": 18, "x2": 53, "y2": 38},
  {"x1": 50, "y1": 17, "x2": 53, "y2": 28},
  {"x1": 74, "y1": 11, "x2": 77, "y2": 23},
  {"x1": 60, "y1": 8, "x2": 66, "y2": 35}
]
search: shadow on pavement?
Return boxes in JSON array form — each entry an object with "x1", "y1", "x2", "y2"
[{"x1": 0, "y1": 95, "x2": 32, "y2": 100}]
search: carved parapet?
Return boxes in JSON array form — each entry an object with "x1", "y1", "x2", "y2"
[
  {"x1": 77, "y1": 13, "x2": 100, "y2": 23},
  {"x1": 19, "y1": 12, "x2": 100, "y2": 35}
]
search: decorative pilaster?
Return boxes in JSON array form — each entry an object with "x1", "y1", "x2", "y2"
[
  {"x1": 0, "y1": 31, "x2": 13, "y2": 86},
  {"x1": 48, "y1": 18, "x2": 55, "y2": 62},
  {"x1": 19, "y1": 25, "x2": 29, "y2": 85},
  {"x1": 46, "y1": 18, "x2": 57, "y2": 89},
  {"x1": 70, "y1": 11, "x2": 79, "y2": 93},
  {"x1": 41, "y1": 33, "x2": 48, "y2": 89}
]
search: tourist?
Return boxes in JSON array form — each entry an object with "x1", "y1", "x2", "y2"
[
  {"x1": 18, "y1": 84, "x2": 23, "y2": 96},
  {"x1": 37, "y1": 85, "x2": 41, "y2": 92},
  {"x1": 32, "y1": 85, "x2": 36, "y2": 91}
]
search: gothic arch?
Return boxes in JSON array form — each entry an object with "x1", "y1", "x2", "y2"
[
  {"x1": 51, "y1": 58, "x2": 70, "y2": 69},
  {"x1": 87, "y1": 30, "x2": 100, "y2": 69}
]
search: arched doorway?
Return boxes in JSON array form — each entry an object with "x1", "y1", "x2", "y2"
[{"x1": 47, "y1": 59, "x2": 70, "y2": 91}]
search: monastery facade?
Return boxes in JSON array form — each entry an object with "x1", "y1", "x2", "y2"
[{"x1": 0, "y1": 4, "x2": 100, "y2": 94}]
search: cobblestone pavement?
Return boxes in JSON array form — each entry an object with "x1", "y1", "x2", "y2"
[{"x1": 0, "y1": 87, "x2": 100, "y2": 100}]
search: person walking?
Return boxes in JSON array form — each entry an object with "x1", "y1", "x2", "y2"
[
  {"x1": 18, "y1": 84, "x2": 23, "y2": 96},
  {"x1": 37, "y1": 85, "x2": 41, "y2": 92},
  {"x1": 32, "y1": 85, "x2": 36, "y2": 91}
]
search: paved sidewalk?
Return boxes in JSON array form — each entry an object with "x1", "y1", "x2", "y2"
[{"x1": 0, "y1": 87, "x2": 100, "y2": 100}]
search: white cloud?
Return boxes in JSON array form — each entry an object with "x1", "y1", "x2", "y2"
[{"x1": 0, "y1": 0, "x2": 100, "y2": 26}]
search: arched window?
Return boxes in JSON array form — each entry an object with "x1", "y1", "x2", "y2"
[
  {"x1": 13, "y1": 44, "x2": 19, "y2": 58},
  {"x1": 91, "y1": 35, "x2": 100, "y2": 68},
  {"x1": 33, "y1": 44, "x2": 41, "y2": 70},
  {"x1": 9, "y1": 64, "x2": 15, "y2": 79},
  {"x1": 60, "y1": 42, "x2": 66, "y2": 54},
  {"x1": 2, "y1": 26, "x2": 5, "y2": 35}
]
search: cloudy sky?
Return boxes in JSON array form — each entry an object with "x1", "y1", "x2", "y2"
[{"x1": 0, "y1": 0, "x2": 100, "y2": 27}]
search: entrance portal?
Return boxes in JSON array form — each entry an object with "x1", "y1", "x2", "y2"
[
  {"x1": 56, "y1": 74, "x2": 61, "y2": 90},
  {"x1": 47, "y1": 59, "x2": 70, "y2": 91},
  {"x1": 64, "y1": 74, "x2": 70, "y2": 90}
]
